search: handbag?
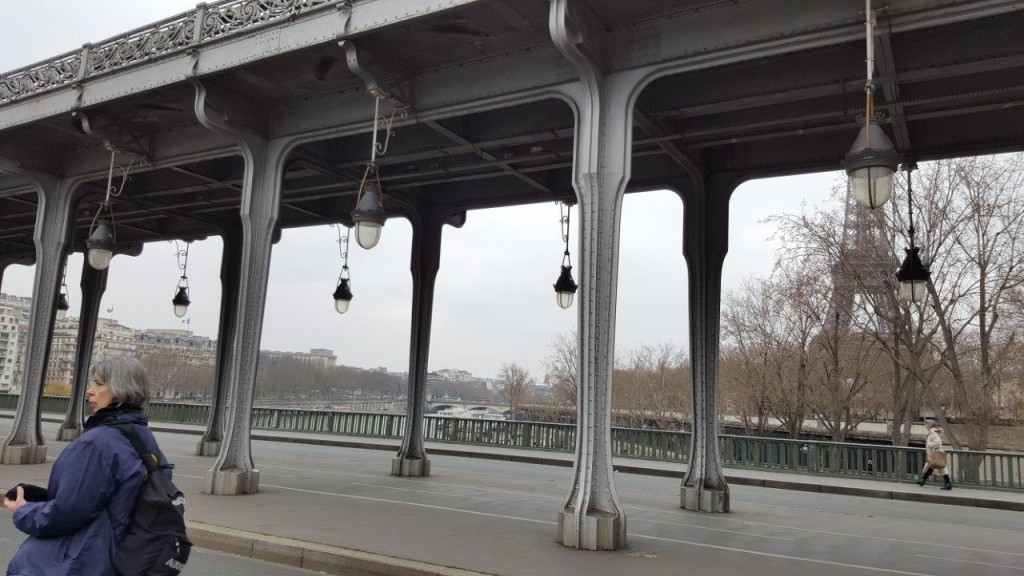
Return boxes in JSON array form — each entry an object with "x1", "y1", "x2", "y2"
[{"x1": 927, "y1": 451, "x2": 946, "y2": 469}]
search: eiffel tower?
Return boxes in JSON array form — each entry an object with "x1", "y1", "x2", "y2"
[{"x1": 829, "y1": 183, "x2": 894, "y2": 335}]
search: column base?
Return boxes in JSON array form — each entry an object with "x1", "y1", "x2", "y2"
[
  {"x1": 1, "y1": 443, "x2": 47, "y2": 465},
  {"x1": 391, "y1": 455, "x2": 430, "y2": 477},
  {"x1": 556, "y1": 508, "x2": 627, "y2": 551},
  {"x1": 681, "y1": 485, "x2": 730, "y2": 512},
  {"x1": 205, "y1": 467, "x2": 260, "y2": 495},
  {"x1": 56, "y1": 427, "x2": 82, "y2": 442},
  {"x1": 196, "y1": 439, "x2": 222, "y2": 457}
]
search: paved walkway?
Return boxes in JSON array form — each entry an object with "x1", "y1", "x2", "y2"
[{"x1": 1, "y1": 416, "x2": 1022, "y2": 576}]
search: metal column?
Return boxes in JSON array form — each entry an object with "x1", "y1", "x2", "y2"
[
  {"x1": 194, "y1": 81, "x2": 289, "y2": 494},
  {"x1": 392, "y1": 207, "x2": 462, "y2": 476},
  {"x1": 197, "y1": 227, "x2": 242, "y2": 457},
  {"x1": 56, "y1": 262, "x2": 108, "y2": 441},
  {"x1": 0, "y1": 166, "x2": 77, "y2": 464},
  {"x1": 679, "y1": 174, "x2": 740, "y2": 513},
  {"x1": 550, "y1": 0, "x2": 646, "y2": 550}
]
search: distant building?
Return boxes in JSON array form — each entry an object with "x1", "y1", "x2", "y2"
[
  {"x1": 0, "y1": 294, "x2": 32, "y2": 394},
  {"x1": 437, "y1": 368, "x2": 473, "y2": 382},
  {"x1": 0, "y1": 304, "x2": 25, "y2": 393},
  {"x1": 45, "y1": 317, "x2": 138, "y2": 389},
  {"x1": 136, "y1": 328, "x2": 216, "y2": 365},
  {"x1": 0, "y1": 292, "x2": 346, "y2": 394},
  {"x1": 262, "y1": 348, "x2": 336, "y2": 370}
]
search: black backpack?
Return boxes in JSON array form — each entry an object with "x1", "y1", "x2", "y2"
[{"x1": 109, "y1": 423, "x2": 192, "y2": 576}]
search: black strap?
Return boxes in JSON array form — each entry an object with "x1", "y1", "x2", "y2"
[{"x1": 108, "y1": 423, "x2": 161, "y2": 474}]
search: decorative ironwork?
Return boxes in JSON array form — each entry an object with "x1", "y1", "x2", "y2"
[
  {"x1": 0, "y1": 54, "x2": 80, "y2": 103},
  {"x1": 0, "y1": 0, "x2": 339, "y2": 105},
  {"x1": 87, "y1": 17, "x2": 194, "y2": 75},
  {"x1": 202, "y1": 0, "x2": 333, "y2": 40}
]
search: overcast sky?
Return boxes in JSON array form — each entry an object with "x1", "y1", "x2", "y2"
[{"x1": 0, "y1": 1, "x2": 841, "y2": 380}]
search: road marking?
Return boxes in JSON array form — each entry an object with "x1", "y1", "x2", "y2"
[
  {"x1": 913, "y1": 554, "x2": 1024, "y2": 571},
  {"x1": 348, "y1": 482, "x2": 494, "y2": 501},
  {"x1": 728, "y1": 517, "x2": 1024, "y2": 557},
  {"x1": 258, "y1": 463, "x2": 565, "y2": 501},
  {"x1": 632, "y1": 533, "x2": 935, "y2": 575},
  {"x1": 632, "y1": 517, "x2": 795, "y2": 541},
  {"x1": 260, "y1": 482, "x2": 557, "y2": 526}
]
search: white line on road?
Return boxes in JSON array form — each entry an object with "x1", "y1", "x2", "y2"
[
  {"x1": 632, "y1": 533, "x2": 935, "y2": 575},
  {"x1": 259, "y1": 482, "x2": 557, "y2": 526},
  {"x1": 727, "y1": 517, "x2": 1024, "y2": 558},
  {"x1": 631, "y1": 517, "x2": 795, "y2": 541},
  {"x1": 348, "y1": 482, "x2": 495, "y2": 501},
  {"x1": 259, "y1": 463, "x2": 565, "y2": 501},
  {"x1": 913, "y1": 554, "x2": 1024, "y2": 571}
]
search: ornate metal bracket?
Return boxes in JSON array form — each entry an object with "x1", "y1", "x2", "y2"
[
  {"x1": 549, "y1": 0, "x2": 606, "y2": 77},
  {"x1": 341, "y1": 40, "x2": 412, "y2": 108},
  {"x1": 191, "y1": 80, "x2": 266, "y2": 142},
  {"x1": 74, "y1": 111, "x2": 153, "y2": 162}
]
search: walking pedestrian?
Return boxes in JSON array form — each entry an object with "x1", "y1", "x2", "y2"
[
  {"x1": 916, "y1": 420, "x2": 952, "y2": 490},
  {"x1": 3, "y1": 356, "x2": 172, "y2": 576}
]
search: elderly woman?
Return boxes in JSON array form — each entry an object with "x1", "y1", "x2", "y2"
[
  {"x1": 915, "y1": 420, "x2": 952, "y2": 491},
  {"x1": 3, "y1": 356, "x2": 172, "y2": 576}
]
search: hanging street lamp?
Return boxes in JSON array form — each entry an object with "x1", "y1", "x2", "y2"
[
  {"x1": 332, "y1": 224, "x2": 354, "y2": 314},
  {"x1": 895, "y1": 163, "x2": 930, "y2": 303},
  {"x1": 843, "y1": 0, "x2": 899, "y2": 210},
  {"x1": 351, "y1": 95, "x2": 403, "y2": 250},
  {"x1": 85, "y1": 220, "x2": 115, "y2": 271},
  {"x1": 553, "y1": 201, "x2": 578, "y2": 309},
  {"x1": 351, "y1": 170, "x2": 385, "y2": 250},
  {"x1": 86, "y1": 149, "x2": 137, "y2": 270},
  {"x1": 56, "y1": 264, "x2": 70, "y2": 320},
  {"x1": 171, "y1": 240, "x2": 192, "y2": 318}
]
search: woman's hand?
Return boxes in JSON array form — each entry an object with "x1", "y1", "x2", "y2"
[{"x1": 3, "y1": 486, "x2": 25, "y2": 512}]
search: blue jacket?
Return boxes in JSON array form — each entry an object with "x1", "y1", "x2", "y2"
[{"x1": 7, "y1": 407, "x2": 170, "y2": 576}]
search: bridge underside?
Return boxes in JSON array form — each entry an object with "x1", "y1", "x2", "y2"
[
  {"x1": 1, "y1": 0, "x2": 1022, "y2": 552},
  {"x1": 1, "y1": 1, "x2": 1021, "y2": 256}
]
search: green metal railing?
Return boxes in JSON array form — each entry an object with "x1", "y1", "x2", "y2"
[{"x1": 3, "y1": 395, "x2": 1021, "y2": 490}]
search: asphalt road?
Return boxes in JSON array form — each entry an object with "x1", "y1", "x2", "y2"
[
  {"x1": 0, "y1": 519, "x2": 325, "y2": 576},
  {"x1": 1, "y1": 420, "x2": 1022, "y2": 576},
  {"x1": 0, "y1": 422, "x2": 328, "y2": 575}
]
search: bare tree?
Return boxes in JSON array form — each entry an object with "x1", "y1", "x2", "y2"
[
  {"x1": 768, "y1": 154, "x2": 1024, "y2": 454},
  {"x1": 922, "y1": 156, "x2": 1024, "y2": 450},
  {"x1": 612, "y1": 344, "x2": 689, "y2": 429},
  {"x1": 497, "y1": 362, "x2": 534, "y2": 417},
  {"x1": 139, "y1": 351, "x2": 215, "y2": 399},
  {"x1": 720, "y1": 269, "x2": 818, "y2": 438},
  {"x1": 544, "y1": 330, "x2": 578, "y2": 407}
]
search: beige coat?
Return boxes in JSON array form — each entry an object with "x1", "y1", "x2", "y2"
[{"x1": 925, "y1": 427, "x2": 947, "y2": 473}]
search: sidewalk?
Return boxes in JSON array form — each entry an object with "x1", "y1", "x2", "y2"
[
  {"x1": 1, "y1": 415, "x2": 1022, "y2": 576},
  {"x1": 145, "y1": 419, "x2": 1024, "y2": 512}
]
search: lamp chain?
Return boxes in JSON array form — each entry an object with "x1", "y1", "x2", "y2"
[
  {"x1": 355, "y1": 94, "x2": 404, "y2": 205},
  {"x1": 89, "y1": 149, "x2": 137, "y2": 238},
  {"x1": 336, "y1": 224, "x2": 351, "y2": 280},
  {"x1": 173, "y1": 238, "x2": 191, "y2": 293},
  {"x1": 863, "y1": 0, "x2": 876, "y2": 148},
  {"x1": 906, "y1": 164, "x2": 916, "y2": 249},
  {"x1": 560, "y1": 202, "x2": 572, "y2": 267},
  {"x1": 175, "y1": 240, "x2": 191, "y2": 290}
]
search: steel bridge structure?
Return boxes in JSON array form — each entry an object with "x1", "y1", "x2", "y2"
[{"x1": 1, "y1": 0, "x2": 1022, "y2": 550}]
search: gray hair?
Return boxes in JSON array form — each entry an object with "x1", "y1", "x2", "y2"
[{"x1": 89, "y1": 356, "x2": 151, "y2": 406}]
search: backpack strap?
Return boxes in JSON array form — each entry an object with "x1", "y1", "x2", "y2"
[{"x1": 107, "y1": 423, "x2": 161, "y2": 475}]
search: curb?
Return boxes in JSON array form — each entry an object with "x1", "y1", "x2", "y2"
[
  {"x1": 187, "y1": 521, "x2": 495, "y2": 576},
  {"x1": 22, "y1": 415, "x2": 1024, "y2": 512},
  {"x1": 726, "y1": 475, "x2": 1024, "y2": 511}
]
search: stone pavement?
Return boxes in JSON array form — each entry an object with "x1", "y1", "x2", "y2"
[{"x1": 1, "y1": 415, "x2": 1022, "y2": 576}]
